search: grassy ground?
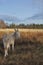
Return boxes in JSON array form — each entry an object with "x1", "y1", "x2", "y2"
[{"x1": 0, "y1": 29, "x2": 43, "y2": 65}]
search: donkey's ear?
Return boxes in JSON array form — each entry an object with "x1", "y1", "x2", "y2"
[
  {"x1": 15, "y1": 28, "x2": 17, "y2": 31},
  {"x1": 15, "y1": 28, "x2": 19, "y2": 32},
  {"x1": 17, "y1": 28, "x2": 19, "y2": 31},
  {"x1": 16, "y1": 29, "x2": 18, "y2": 31}
]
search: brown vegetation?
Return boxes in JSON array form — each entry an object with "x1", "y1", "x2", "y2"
[
  {"x1": 0, "y1": 20, "x2": 7, "y2": 28},
  {"x1": 0, "y1": 29, "x2": 43, "y2": 65}
]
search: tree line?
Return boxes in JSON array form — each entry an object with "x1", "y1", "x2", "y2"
[
  {"x1": 0, "y1": 19, "x2": 43, "y2": 29},
  {"x1": 8, "y1": 23, "x2": 43, "y2": 29}
]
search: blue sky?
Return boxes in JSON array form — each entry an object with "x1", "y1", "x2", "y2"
[{"x1": 0, "y1": 0, "x2": 43, "y2": 19}]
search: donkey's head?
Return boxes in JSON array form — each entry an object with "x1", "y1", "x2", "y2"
[{"x1": 14, "y1": 28, "x2": 21, "y2": 39}]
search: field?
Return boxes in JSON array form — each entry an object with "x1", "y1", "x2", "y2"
[{"x1": 0, "y1": 29, "x2": 43, "y2": 65}]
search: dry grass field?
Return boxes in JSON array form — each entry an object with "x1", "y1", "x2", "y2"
[{"x1": 0, "y1": 29, "x2": 43, "y2": 65}]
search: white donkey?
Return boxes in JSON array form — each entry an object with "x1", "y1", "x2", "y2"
[{"x1": 3, "y1": 29, "x2": 20, "y2": 57}]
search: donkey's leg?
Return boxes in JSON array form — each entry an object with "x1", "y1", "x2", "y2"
[
  {"x1": 8, "y1": 45, "x2": 10, "y2": 51},
  {"x1": 4, "y1": 48, "x2": 8, "y2": 57},
  {"x1": 4, "y1": 44, "x2": 10, "y2": 57},
  {"x1": 12, "y1": 42, "x2": 14, "y2": 51},
  {"x1": 4, "y1": 43, "x2": 8, "y2": 57}
]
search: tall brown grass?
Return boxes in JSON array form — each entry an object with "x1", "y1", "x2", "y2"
[
  {"x1": 0, "y1": 29, "x2": 43, "y2": 43},
  {"x1": 0, "y1": 29, "x2": 43, "y2": 65}
]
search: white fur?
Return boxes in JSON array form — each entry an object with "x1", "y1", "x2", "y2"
[{"x1": 3, "y1": 29, "x2": 20, "y2": 57}]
